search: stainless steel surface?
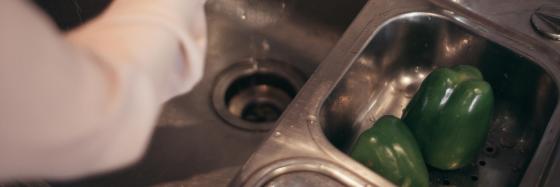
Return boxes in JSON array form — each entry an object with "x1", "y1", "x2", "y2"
[
  {"x1": 265, "y1": 172, "x2": 345, "y2": 187},
  {"x1": 153, "y1": 166, "x2": 240, "y2": 187},
  {"x1": 239, "y1": 157, "x2": 384, "y2": 186},
  {"x1": 531, "y1": 4, "x2": 560, "y2": 41},
  {"x1": 40, "y1": 0, "x2": 367, "y2": 186},
  {"x1": 322, "y1": 13, "x2": 557, "y2": 187},
  {"x1": 233, "y1": 0, "x2": 560, "y2": 186}
]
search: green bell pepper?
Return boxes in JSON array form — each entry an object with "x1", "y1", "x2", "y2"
[
  {"x1": 350, "y1": 115, "x2": 429, "y2": 187},
  {"x1": 402, "y1": 65, "x2": 494, "y2": 170}
]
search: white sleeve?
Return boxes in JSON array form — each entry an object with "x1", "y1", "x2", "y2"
[{"x1": 0, "y1": 0, "x2": 206, "y2": 181}]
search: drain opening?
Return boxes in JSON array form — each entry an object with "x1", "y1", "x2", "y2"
[
  {"x1": 241, "y1": 101, "x2": 282, "y2": 122},
  {"x1": 225, "y1": 73, "x2": 297, "y2": 123},
  {"x1": 213, "y1": 60, "x2": 304, "y2": 131}
]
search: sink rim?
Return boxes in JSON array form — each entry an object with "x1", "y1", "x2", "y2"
[{"x1": 231, "y1": 0, "x2": 560, "y2": 186}]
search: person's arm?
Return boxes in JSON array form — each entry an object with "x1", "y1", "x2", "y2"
[{"x1": 0, "y1": 0, "x2": 206, "y2": 180}]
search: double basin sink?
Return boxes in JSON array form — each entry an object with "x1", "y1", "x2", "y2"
[{"x1": 54, "y1": 0, "x2": 560, "y2": 186}]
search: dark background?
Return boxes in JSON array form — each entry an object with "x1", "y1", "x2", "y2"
[{"x1": 31, "y1": 0, "x2": 112, "y2": 30}]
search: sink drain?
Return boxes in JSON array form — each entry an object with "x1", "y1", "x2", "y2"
[{"x1": 212, "y1": 60, "x2": 305, "y2": 131}]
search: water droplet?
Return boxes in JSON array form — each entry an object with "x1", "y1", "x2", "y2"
[
  {"x1": 274, "y1": 131, "x2": 282, "y2": 136},
  {"x1": 238, "y1": 9, "x2": 247, "y2": 20},
  {"x1": 248, "y1": 57, "x2": 259, "y2": 70},
  {"x1": 307, "y1": 118, "x2": 317, "y2": 125},
  {"x1": 474, "y1": 88, "x2": 482, "y2": 94},
  {"x1": 307, "y1": 115, "x2": 318, "y2": 121}
]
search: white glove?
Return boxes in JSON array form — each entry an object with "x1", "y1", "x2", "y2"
[{"x1": 0, "y1": 0, "x2": 207, "y2": 181}]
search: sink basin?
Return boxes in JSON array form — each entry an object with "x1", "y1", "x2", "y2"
[
  {"x1": 232, "y1": 0, "x2": 560, "y2": 186},
  {"x1": 31, "y1": 0, "x2": 366, "y2": 186},
  {"x1": 321, "y1": 14, "x2": 558, "y2": 187}
]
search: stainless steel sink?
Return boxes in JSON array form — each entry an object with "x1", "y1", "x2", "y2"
[
  {"x1": 233, "y1": 0, "x2": 560, "y2": 186},
  {"x1": 25, "y1": 0, "x2": 560, "y2": 186},
  {"x1": 37, "y1": 0, "x2": 367, "y2": 186},
  {"x1": 321, "y1": 14, "x2": 557, "y2": 187}
]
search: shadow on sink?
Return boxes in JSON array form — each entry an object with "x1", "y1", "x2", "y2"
[{"x1": 320, "y1": 14, "x2": 558, "y2": 187}]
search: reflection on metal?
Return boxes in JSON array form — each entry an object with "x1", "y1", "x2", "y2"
[
  {"x1": 245, "y1": 158, "x2": 373, "y2": 187},
  {"x1": 531, "y1": 5, "x2": 560, "y2": 41},
  {"x1": 232, "y1": 0, "x2": 560, "y2": 186},
  {"x1": 265, "y1": 172, "x2": 345, "y2": 187}
]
